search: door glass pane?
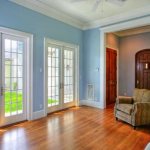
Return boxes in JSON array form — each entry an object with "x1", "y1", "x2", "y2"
[
  {"x1": 4, "y1": 39, "x2": 24, "y2": 117},
  {"x1": 64, "y1": 50, "x2": 74, "y2": 103},
  {"x1": 47, "y1": 46, "x2": 60, "y2": 107}
]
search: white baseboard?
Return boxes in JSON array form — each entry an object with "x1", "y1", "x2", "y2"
[
  {"x1": 31, "y1": 100, "x2": 104, "y2": 120},
  {"x1": 79, "y1": 100, "x2": 102, "y2": 109},
  {"x1": 32, "y1": 109, "x2": 46, "y2": 120}
]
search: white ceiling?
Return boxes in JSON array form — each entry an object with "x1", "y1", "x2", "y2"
[{"x1": 10, "y1": 0, "x2": 150, "y2": 29}]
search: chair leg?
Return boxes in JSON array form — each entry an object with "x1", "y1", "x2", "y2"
[{"x1": 133, "y1": 126, "x2": 136, "y2": 130}]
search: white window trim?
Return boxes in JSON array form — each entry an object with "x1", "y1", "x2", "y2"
[
  {"x1": 43, "y1": 38, "x2": 80, "y2": 116},
  {"x1": 0, "y1": 27, "x2": 33, "y2": 120},
  {"x1": 99, "y1": 15, "x2": 150, "y2": 109}
]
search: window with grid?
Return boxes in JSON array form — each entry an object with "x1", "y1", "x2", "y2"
[
  {"x1": 64, "y1": 49, "x2": 74, "y2": 103},
  {"x1": 47, "y1": 46, "x2": 60, "y2": 107},
  {"x1": 4, "y1": 39, "x2": 23, "y2": 117}
]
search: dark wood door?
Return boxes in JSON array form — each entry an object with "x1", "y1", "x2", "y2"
[
  {"x1": 106, "y1": 48, "x2": 117, "y2": 105},
  {"x1": 135, "y1": 49, "x2": 150, "y2": 89}
]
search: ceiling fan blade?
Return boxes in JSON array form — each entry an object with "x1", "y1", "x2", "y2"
[
  {"x1": 92, "y1": 0, "x2": 101, "y2": 11},
  {"x1": 106, "y1": 0, "x2": 127, "y2": 6}
]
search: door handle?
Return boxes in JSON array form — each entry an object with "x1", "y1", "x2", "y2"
[
  {"x1": 137, "y1": 80, "x2": 139, "y2": 85},
  {"x1": 109, "y1": 81, "x2": 117, "y2": 85},
  {"x1": 59, "y1": 83, "x2": 62, "y2": 89},
  {"x1": 109, "y1": 80, "x2": 114, "y2": 85},
  {"x1": 1, "y1": 87, "x2": 5, "y2": 96},
  {"x1": 59, "y1": 83, "x2": 64, "y2": 89}
]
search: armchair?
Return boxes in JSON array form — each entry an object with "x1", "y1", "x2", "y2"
[{"x1": 114, "y1": 88, "x2": 150, "y2": 128}]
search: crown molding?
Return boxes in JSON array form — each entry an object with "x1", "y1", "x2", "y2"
[
  {"x1": 9, "y1": 0, "x2": 84, "y2": 29},
  {"x1": 9, "y1": 0, "x2": 150, "y2": 30},
  {"x1": 83, "y1": 5, "x2": 150, "y2": 30},
  {"x1": 114, "y1": 25, "x2": 150, "y2": 37}
]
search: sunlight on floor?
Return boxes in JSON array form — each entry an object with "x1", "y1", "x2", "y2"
[{"x1": 0, "y1": 129, "x2": 7, "y2": 133}]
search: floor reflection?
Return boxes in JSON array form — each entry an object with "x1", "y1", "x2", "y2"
[{"x1": 0, "y1": 127, "x2": 29, "y2": 150}]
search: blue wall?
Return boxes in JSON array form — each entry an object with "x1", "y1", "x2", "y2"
[
  {"x1": 0, "y1": 0, "x2": 83, "y2": 111},
  {"x1": 83, "y1": 28, "x2": 100, "y2": 101}
]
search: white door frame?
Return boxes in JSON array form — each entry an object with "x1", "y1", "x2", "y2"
[
  {"x1": 44, "y1": 38, "x2": 80, "y2": 115},
  {"x1": 0, "y1": 27, "x2": 33, "y2": 125},
  {"x1": 99, "y1": 15, "x2": 150, "y2": 109}
]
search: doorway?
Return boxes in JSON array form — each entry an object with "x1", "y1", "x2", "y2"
[
  {"x1": 99, "y1": 16, "x2": 150, "y2": 109},
  {"x1": 106, "y1": 48, "x2": 117, "y2": 105},
  {"x1": 0, "y1": 28, "x2": 33, "y2": 126},
  {"x1": 135, "y1": 49, "x2": 150, "y2": 89},
  {"x1": 44, "y1": 38, "x2": 79, "y2": 114}
]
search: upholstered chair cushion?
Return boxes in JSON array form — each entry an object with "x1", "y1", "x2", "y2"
[
  {"x1": 116, "y1": 104, "x2": 133, "y2": 115},
  {"x1": 142, "y1": 90, "x2": 150, "y2": 102},
  {"x1": 133, "y1": 88, "x2": 147, "y2": 103}
]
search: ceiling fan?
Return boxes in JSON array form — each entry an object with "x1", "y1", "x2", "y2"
[{"x1": 71, "y1": 0, "x2": 127, "y2": 11}]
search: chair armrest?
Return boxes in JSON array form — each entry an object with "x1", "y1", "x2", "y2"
[
  {"x1": 133, "y1": 102, "x2": 150, "y2": 114},
  {"x1": 116, "y1": 96, "x2": 133, "y2": 104},
  {"x1": 132, "y1": 102, "x2": 150, "y2": 126}
]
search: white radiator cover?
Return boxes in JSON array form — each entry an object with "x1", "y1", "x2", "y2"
[{"x1": 87, "y1": 84, "x2": 94, "y2": 100}]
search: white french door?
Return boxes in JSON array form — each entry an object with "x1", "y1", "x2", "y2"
[
  {"x1": 45, "y1": 40, "x2": 77, "y2": 113},
  {"x1": 0, "y1": 33, "x2": 27, "y2": 126}
]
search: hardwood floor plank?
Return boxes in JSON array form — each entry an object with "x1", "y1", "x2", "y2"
[{"x1": 0, "y1": 106, "x2": 150, "y2": 150}]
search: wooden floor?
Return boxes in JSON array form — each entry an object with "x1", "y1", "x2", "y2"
[{"x1": 0, "y1": 106, "x2": 150, "y2": 150}]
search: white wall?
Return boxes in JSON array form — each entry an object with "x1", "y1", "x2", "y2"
[
  {"x1": 119, "y1": 32, "x2": 150, "y2": 96},
  {"x1": 106, "y1": 33, "x2": 119, "y2": 50}
]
